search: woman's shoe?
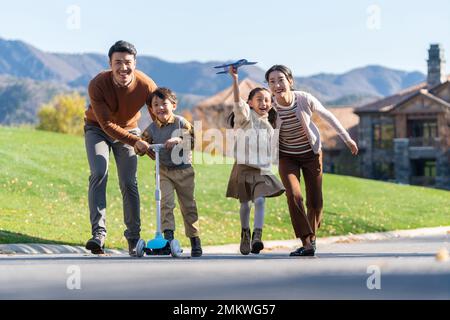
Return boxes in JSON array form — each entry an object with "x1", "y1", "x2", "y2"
[{"x1": 289, "y1": 246, "x2": 315, "y2": 257}]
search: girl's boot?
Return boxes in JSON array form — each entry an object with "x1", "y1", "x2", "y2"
[
  {"x1": 240, "y1": 228, "x2": 251, "y2": 255},
  {"x1": 251, "y1": 228, "x2": 264, "y2": 254}
]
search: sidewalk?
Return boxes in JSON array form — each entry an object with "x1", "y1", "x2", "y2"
[{"x1": 1, "y1": 226, "x2": 449, "y2": 255}]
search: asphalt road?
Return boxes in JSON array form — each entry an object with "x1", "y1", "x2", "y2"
[{"x1": 0, "y1": 234, "x2": 449, "y2": 300}]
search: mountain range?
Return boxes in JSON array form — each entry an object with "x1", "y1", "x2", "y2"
[{"x1": 0, "y1": 37, "x2": 425, "y2": 125}]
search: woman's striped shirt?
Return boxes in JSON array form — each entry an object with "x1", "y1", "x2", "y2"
[{"x1": 277, "y1": 97, "x2": 312, "y2": 155}]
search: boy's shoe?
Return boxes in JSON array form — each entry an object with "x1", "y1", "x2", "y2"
[
  {"x1": 190, "y1": 236, "x2": 203, "y2": 257},
  {"x1": 164, "y1": 229, "x2": 174, "y2": 242},
  {"x1": 159, "y1": 230, "x2": 174, "y2": 255},
  {"x1": 311, "y1": 240, "x2": 317, "y2": 251},
  {"x1": 240, "y1": 228, "x2": 251, "y2": 255},
  {"x1": 127, "y1": 238, "x2": 139, "y2": 257},
  {"x1": 85, "y1": 234, "x2": 105, "y2": 254},
  {"x1": 251, "y1": 228, "x2": 264, "y2": 254}
]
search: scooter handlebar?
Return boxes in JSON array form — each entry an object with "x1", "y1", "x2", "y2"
[{"x1": 148, "y1": 144, "x2": 165, "y2": 152}]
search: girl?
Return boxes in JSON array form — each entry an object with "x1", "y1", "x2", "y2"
[
  {"x1": 266, "y1": 65, "x2": 358, "y2": 257},
  {"x1": 226, "y1": 66, "x2": 285, "y2": 255}
]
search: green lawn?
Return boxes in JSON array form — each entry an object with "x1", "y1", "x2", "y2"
[{"x1": 1, "y1": 126, "x2": 449, "y2": 249}]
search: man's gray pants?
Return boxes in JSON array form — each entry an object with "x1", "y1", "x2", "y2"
[{"x1": 84, "y1": 125, "x2": 141, "y2": 240}]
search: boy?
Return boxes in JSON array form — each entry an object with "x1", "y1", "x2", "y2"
[{"x1": 136, "y1": 87, "x2": 202, "y2": 257}]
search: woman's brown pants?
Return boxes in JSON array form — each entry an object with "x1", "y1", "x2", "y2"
[{"x1": 278, "y1": 151, "x2": 323, "y2": 244}]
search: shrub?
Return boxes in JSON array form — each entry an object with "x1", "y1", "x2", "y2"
[{"x1": 37, "y1": 93, "x2": 86, "y2": 135}]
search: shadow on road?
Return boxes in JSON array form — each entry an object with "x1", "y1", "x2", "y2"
[
  {"x1": 0, "y1": 230, "x2": 79, "y2": 246},
  {"x1": 0, "y1": 252, "x2": 437, "y2": 262}
]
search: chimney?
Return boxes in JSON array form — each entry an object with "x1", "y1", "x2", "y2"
[{"x1": 427, "y1": 44, "x2": 446, "y2": 88}]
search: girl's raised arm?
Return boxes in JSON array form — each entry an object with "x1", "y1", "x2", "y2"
[
  {"x1": 229, "y1": 66, "x2": 240, "y2": 103},
  {"x1": 228, "y1": 66, "x2": 250, "y2": 126}
]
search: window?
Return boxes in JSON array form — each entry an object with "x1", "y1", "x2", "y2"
[
  {"x1": 373, "y1": 123, "x2": 394, "y2": 149},
  {"x1": 407, "y1": 119, "x2": 438, "y2": 146},
  {"x1": 412, "y1": 159, "x2": 436, "y2": 177},
  {"x1": 373, "y1": 161, "x2": 394, "y2": 180},
  {"x1": 410, "y1": 159, "x2": 436, "y2": 186},
  {"x1": 424, "y1": 161, "x2": 436, "y2": 177},
  {"x1": 407, "y1": 119, "x2": 437, "y2": 138}
]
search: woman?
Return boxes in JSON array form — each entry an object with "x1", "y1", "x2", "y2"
[{"x1": 265, "y1": 65, "x2": 358, "y2": 256}]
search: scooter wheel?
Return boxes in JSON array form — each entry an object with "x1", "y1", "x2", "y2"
[
  {"x1": 170, "y1": 239, "x2": 183, "y2": 257},
  {"x1": 136, "y1": 239, "x2": 146, "y2": 258}
]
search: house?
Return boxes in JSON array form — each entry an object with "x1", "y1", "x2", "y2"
[
  {"x1": 355, "y1": 44, "x2": 450, "y2": 189},
  {"x1": 312, "y1": 107, "x2": 360, "y2": 176}
]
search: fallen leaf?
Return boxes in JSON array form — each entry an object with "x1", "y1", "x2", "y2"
[{"x1": 436, "y1": 248, "x2": 449, "y2": 262}]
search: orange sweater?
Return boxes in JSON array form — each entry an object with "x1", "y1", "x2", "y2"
[{"x1": 85, "y1": 69, "x2": 157, "y2": 146}]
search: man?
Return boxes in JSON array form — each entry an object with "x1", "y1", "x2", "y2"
[{"x1": 84, "y1": 40, "x2": 156, "y2": 255}]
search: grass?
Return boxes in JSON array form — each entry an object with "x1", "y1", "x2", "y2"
[{"x1": 1, "y1": 126, "x2": 449, "y2": 249}]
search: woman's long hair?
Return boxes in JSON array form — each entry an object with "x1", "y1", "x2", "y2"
[{"x1": 227, "y1": 87, "x2": 277, "y2": 128}]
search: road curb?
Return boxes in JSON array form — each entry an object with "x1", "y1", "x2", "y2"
[
  {"x1": 1, "y1": 226, "x2": 449, "y2": 255},
  {"x1": 0, "y1": 243, "x2": 126, "y2": 255}
]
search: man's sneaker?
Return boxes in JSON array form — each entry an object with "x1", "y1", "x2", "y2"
[
  {"x1": 311, "y1": 239, "x2": 317, "y2": 251},
  {"x1": 251, "y1": 228, "x2": 264, "y2": 254},
  {"x1": 85, "y1": 234, "x2": 105, "y2": 254},
  {"x1": 240, "y1": 228, "x2": 251, "y2": 255},
  {"x1": 127, "y1": 238, "x2": 139, "y2": 257},
  {"x1": 190, "y1": 236, "x2": 202, "y2": 257}
]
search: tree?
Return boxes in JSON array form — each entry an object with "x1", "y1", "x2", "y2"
[{"x1": 37, "y1": 92, "x2": 86, "y2": 135}]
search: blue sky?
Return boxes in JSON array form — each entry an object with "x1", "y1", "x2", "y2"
[{"x1": 1, "y1": 0, "x2": 449, "y2": 76}]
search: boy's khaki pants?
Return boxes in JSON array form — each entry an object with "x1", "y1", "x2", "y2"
[{"x1": 160, "y1": 165, "x2": 200, "y2": 238}]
